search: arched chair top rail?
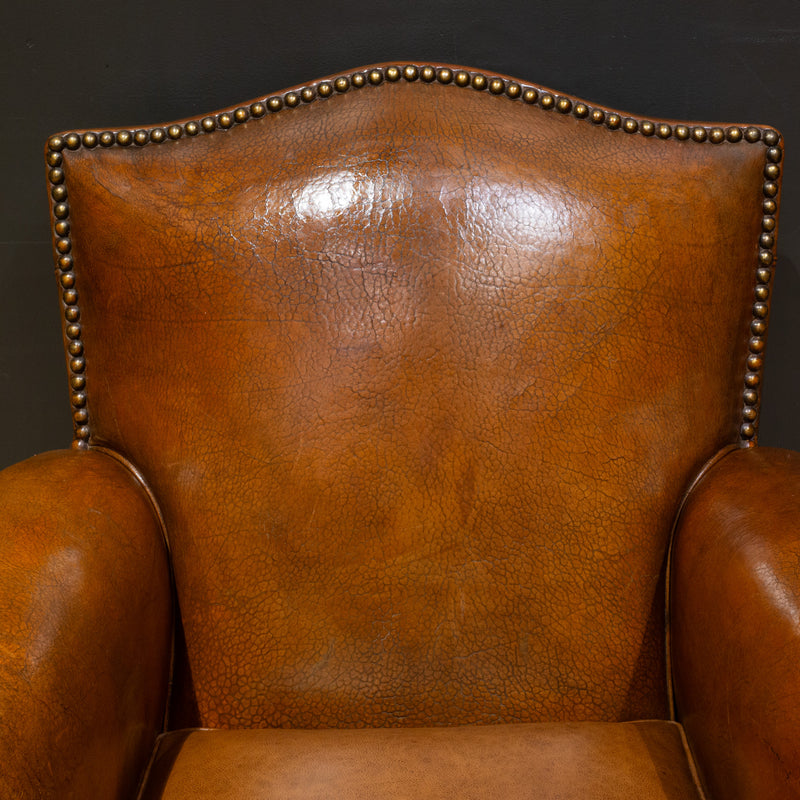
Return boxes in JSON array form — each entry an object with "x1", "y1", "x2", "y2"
[
  {"x1": 46, "y1": 61, "x2": 783, "y2": 151},
  {"x1": 44, "y1": 62, "x2": 783, "y2": 449}
]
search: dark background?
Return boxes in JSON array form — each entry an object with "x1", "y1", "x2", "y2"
[{"x1": 2, "y1": 0, "x2": 798, "y2": 469}]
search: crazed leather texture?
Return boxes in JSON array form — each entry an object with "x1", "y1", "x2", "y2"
[
  {"x1": 140, "y1": 721, "x2": 703, "y2": 800},
  {"x1": 57, "y1": 68, "x2": 769, "y2": 729}
]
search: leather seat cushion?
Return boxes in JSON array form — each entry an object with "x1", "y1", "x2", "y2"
[{"x1": 139, "y1": 720, "x2": 703, "y2": 799}]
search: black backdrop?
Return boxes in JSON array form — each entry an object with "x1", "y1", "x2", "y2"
[{"x1": 2, "y1": 0, "x2": 798, "y2": 469}]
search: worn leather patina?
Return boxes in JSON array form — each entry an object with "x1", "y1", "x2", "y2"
[{"x1": 0, "y1": 64, "x2": 796, "y2": 799}]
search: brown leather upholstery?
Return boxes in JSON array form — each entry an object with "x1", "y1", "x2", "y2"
[
  {"x1": 0, "y1": 63, "x2": 796, "y2": 798},
  {"x1": 140, "y1": 722, "x2": 703, "y2": 799},
  {"x1": 62, "y1": 67, "x2": 765, "y2": 730},
  {"x1": 671, "y1": 447, "x2": 800, "y2": 799},
  {"x1": 0, "y1": 450, "x2": 172, "y2": 799}
]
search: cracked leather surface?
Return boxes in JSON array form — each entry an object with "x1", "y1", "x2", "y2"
[{"x1": 61, "y1": 78, "x2": 766, "y2": 729}]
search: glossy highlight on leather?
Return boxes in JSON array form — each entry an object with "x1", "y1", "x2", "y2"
[{"x1": 48, "y1": 64, "x2": 775, "y2": 733}]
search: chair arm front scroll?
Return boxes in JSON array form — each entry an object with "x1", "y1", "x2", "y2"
[
  {"x1": 670, "y1": 447, "x2": 800, "y2": 800},
  {"x1": 0, "y1": 449, "x2": 172, "y2": 800}
]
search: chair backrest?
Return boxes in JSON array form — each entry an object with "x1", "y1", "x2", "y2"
[{"x1": 47, "y1": 63, "x2": 781, "y2": 729}]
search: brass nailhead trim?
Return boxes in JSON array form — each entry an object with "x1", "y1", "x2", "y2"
[
  {"x1": 741, "y1": 141, "x2": 782, "y2": 445},
  {"x1": 47, "y1": 64, "x2": 783, "y2": 448}
]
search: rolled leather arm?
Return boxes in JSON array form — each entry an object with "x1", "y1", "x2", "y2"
[
  {"x1": 0, "y1": 449, "x2": 172, "y2": 800},
  {"x1": 670, "y1": 446, "x2": 800, "y2": 800}
]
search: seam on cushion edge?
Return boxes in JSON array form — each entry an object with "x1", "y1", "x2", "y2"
[
  {"x1": 664, "y1": 443, "x2": 740, "y2": 721},
  {"x1": 90, "y1": 445, "x2": 177, "y2": 735},
  {"x1": 134, "y1": 732, "x2": 167, "y2": 800},
  {"x1": 677, "y1": 723, "x2": 710, "y2": 800}
]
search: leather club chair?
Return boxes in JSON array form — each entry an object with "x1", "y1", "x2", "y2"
[{"x1": 1, "y1": 63, "x2": 798, "y2": 799}]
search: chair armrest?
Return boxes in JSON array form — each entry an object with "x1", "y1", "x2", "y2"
[
  {"x1": 0, "y1": 449, "x2": 172, "y2": 800},
  {"x1": 670, "y1": 447, "x2": 800, "y2": 800}
]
